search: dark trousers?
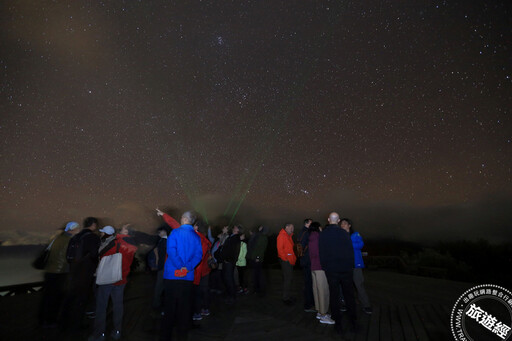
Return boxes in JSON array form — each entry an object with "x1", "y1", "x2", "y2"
[
  {"x1": 193, "y1": 274, "x2": 210, "y2": 314},
  {"x1": 209, "y1": 268, "x2": 224, "y2": 292},
  {"x1": 237, "y1": 266, "x2": 247, "y2": 289},
  {"x1": 40, "y1": 272, "x2": 67, "y2": 325},
  {"x1": 326, "y1": 270, "x2": 357, "y2": 331},
  {"x1": 93, "y1": 284, "x2": 125, "y2": 338},
  {"x1": 280, "y1": 260, "x2": 293, "y2": 301},
  {"x1": 249, "y1": 260, "x2": 265, "y2": 294},
  {"x1": 153, "y1": 269, "x2": 165, "y2": 309},
  {"x1": 222, "y1": 262, "x2": 236, "y2": 300},
  {"x1": 62, "y1": 268, "x2": 95, "y2": 330},
  {"x1": 160, "y1": 280, "x2": 194, "y2": 341},
  {"x1": 302, "y1": 266, "x2": 314, "y2": 309}
]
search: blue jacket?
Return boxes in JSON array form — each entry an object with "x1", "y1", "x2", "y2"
[
  {"x1": 164, "y1": 224, "x2": 203, "y2": 281},
  {"x1": 351, "y1": 232, "x2": 365, "y2": 268}
]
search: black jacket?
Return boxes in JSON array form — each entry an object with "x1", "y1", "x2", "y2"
[
  {"x1": 319, "y1": 224, "x2": 354, "y2": 273},
  {"x1": 299, "y1": 226, "x2": 311, "y2": 268},
  {"x1": 156, "y1": 237, "x2": 167, "y2": 271},
  {"x1": 69, "y1": 229, "x2": 100, "y2": 276},
  {"x1": 221, "y1": 234, "x2": 241, "y2": 263}
]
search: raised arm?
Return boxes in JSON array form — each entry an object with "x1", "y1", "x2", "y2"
[
  {"x1": 207, "y1": 226, "x2": 215, "y2": 244},
  {"x1": 156, "y1": 208, "x2": 180, "y2": 230}
]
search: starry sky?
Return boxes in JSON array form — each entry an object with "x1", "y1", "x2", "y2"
[{"x1": 1, "y1": 1, "x2": 511, "y2": 244}]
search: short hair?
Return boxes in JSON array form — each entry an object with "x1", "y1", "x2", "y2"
[
  {"x1": 235, "y1": 224, "x2": 244, "y2": 234},
  {"x1": 341, "y1": 218, "x2": 354, "y2": 234},
  {"x1": 304, "y1": 218, "x2": 312, "y2": 225},
  {"x1": 121, "y1": 225, "x2": 135, "y2": 236},
  {"x1": 309, "y1": 221, "x2": 321, "y2": 232},
  {"x1": 157, "y1": 226, "x2": 169, "y2": 236},
  {"x1": 83, "y1": 217, "x2": 98, "y2": 228},
  {"x1": 194, "y1": 219, "x2": 208, "y2": 235},
  {"x1": 182, "y1": 211, "x2": 197, "y2": 225},
  {"x1": 284, "y1": 223, "x2": 293, "y2": 229}
]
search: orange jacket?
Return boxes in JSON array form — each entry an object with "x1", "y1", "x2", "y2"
[{"x1": 277, "y1": 229, "x2": 296, "y2": 265}]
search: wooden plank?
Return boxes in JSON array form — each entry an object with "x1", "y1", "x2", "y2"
[
  {"x1": 419, "y1": 304, "x2": 451, "y2": 341},
  {"x1": 367, "y1": 305, "x2": 380, "y2": 341},
  {"x1": 406, "y1": 305, "x2": 430, "y2": 341},
  {"x1": 354, "y1": 312, "x2": 369, "y2": 341},
  {"x1": 390, "y1": 305, "x2": 405, "y2": 341},
  {"x1": 397, "y1": 304, "x2": 417, "y2": 341},
  {"x1": 430, "y1": 304, "x2": 450, "y2": 330},
  {"x1": 380, "y1": 304, "x2": 392, "y2": 341}
]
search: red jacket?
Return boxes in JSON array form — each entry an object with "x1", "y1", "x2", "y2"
[
  {"x1": 101, "y1": 234, "x2": 138, "y2": 285},
  {"x1": 277, "y1": 229, "x2": 296, "y2": 265},
  {"x1": 193, "y1": 232, "x2": 212, "y2": 285}
]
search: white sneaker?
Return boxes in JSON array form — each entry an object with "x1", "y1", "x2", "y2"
[
  {"x1": 320, "y1": 315, "x2": 335, "y2": 325},
  {"x1": 316, "y1": 312, "x2": 323, "y2": 319}
]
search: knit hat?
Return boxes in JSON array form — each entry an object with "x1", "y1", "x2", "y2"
[
  {"x1": 99, "y1": 225, "x2": 115, "y2": 235},
  {"x1": 65, "y1": 221, "x2": 79, "y2": 232}
]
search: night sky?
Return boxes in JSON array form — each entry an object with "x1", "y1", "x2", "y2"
[{"x1": 1, "y1": 1, "x2": 511, "y2": 244}]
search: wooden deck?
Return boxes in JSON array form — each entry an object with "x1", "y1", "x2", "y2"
[{"x1": 0, "y1": 268, "x2": 472, "y2": 340}]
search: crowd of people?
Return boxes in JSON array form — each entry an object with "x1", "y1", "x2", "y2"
[
  {"x1": 277, "y1": 212, "x2": 372, "y2": 334},
  {"x1": 38, "y1": 209, "x2": 371, "y2": 339}
]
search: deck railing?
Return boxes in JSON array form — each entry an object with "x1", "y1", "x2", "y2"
[{"x1": 0, "y1": 281, "x2": 44, "y2": 297}]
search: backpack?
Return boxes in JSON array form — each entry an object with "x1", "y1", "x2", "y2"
[
  {"x1": 295, "y1": 243, "x2": 304, "y2": 258},
  {"x1": 295, "y1": 231, "x2": 308, "y2": 258},
  {"x1": 66, "y1": 232, "x2": 84, "y2": 263}
]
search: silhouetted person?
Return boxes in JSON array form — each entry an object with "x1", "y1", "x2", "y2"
[
  {"x1": 220, "y1": 225, "x2": 242, "y2": 304},
  {"x1": 40, "y1": 221, "x2": 79, "y2": 328},
  {"x1": 319, "y1": 212, "x2": 356, "y2": 334},
  {"x1": 246, "y1": 225, "x2": 268, "y2": 295},
  {"x1": 62, "y1": 217, "x2": 100, "y2": 331},
  {"x1": 152, "y1": 225, "x2": 169, "y2": 311},
  {"x1": 299, "y1": 218, "x2": 315, "y2": 312}
]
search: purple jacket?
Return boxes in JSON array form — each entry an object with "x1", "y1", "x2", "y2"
[{"x1": 308, "y1": 231, "x2": 322, "y2": 271}]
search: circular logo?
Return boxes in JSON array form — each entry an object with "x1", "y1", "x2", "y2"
[{"x1": 451, "y1": 284, "x2": 512, "y2": 341}]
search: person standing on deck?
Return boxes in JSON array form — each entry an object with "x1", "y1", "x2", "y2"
[
  {"x1": 40, "y1": 221, "x2": 80, "y2": 328},
  {"x1": 220, "y1": 225, "x2": 242, "y2": 304},
  {"x1": 341, "y1": 218, "x2": 372, "y2": 315},
  {"x1": 246, "y1": 225, "x2": 268, "y2": 296},
  {"x1": 308, "y1": 221, "x2": 334, "y2": 325},
  {"x1": 319, "y1": 212, "x2": 356, "y2": 335},
  {"x1": 192, "y1": 219, "x2": 212, "y2": 321},
  {"x1": 160, "y1": 211, "x2": 203, "y2": 341},
  {"x1": 277, "y1": 223, "x2": 296, "y2": 305},
  {"x1": 299, "y1": 218, "x2": 315, "y2": 312},
  {"x1": 63, "y1": 217, "x2": 101, "y2": 331},
  {"x1": 152, "y1": 225, "x2": 169, "y2": 311},
  {"x1": 89, "y1": 225, "x2": 138, "y2": 341}
]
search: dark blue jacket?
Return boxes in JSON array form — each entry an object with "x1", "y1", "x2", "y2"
[
  {"x1": 319, "y1": 224, "x2": 354, "y2": 273},
  {"x1": 299, "y1": 226, "x2": 311, "y2": 268}
]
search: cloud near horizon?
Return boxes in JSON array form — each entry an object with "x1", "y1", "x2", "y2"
[{"x1": 1, "y1": 193, "x2": 511, "y2": 246}]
